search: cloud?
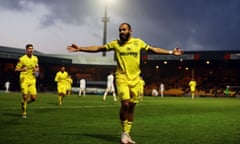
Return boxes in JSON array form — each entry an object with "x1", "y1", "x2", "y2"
[
  {"x1": 0, "y1": 0, "x2": 240, "y2": 54},
  {"x1": 0, "y1": 0, "x2": 26, "y2": 11},
  {"x1": 122, "y1": 0, "x2": 240, "y2": 50}
]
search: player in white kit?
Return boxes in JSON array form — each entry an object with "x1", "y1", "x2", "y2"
[
  {"x1": 160, "y1": 82, "x2": 165, "y2": 98},
  {"x1": 79, "y1": 78, "x2": 86, "y2": 96},
  {"x1": 103, "y1": 73, "x2": 117, "y2": 101},
  {"x1": 5, "y1": 81, "x2": 10, "y2": 93}
]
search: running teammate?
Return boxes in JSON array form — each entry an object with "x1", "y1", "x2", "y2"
[
  {"x1": 55, "y1": 66, "x2": 69, "y2": 105},
  {"x1": 15, "y1": 44, "x2": 39, "y2": 118},
  {"x1": 139, "y1": 77, "x2": 145, "y2": 101},
  {"x1": 67, "y1": 75, "x2": 73, "y2": 96},
  {"x1": 189, "y1": 78, "x2": 197, "y2": 99}
]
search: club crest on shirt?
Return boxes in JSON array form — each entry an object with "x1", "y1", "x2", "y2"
[{"x1": 133, "y1": 41, "x2": 138, "y2": 47}]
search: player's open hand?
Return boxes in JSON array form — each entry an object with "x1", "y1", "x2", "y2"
[
  {"x1": 67, "y1": 44, "x2": 79, "y2": 52},
  {"x1": 173, "y1": 47, "x2": 184, "y2": 55}
]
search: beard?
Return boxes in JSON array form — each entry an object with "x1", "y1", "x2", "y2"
[
  {"x1": 119, "y1": 32, "x2": 130, "y2": 42},
  {"x1": 27, "y1": 53, "x2": 33, "y2": 57}
]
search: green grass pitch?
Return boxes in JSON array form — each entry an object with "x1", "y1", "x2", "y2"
[{"x1": 0, "y1": 92, "x2": 240, "y2": 144}]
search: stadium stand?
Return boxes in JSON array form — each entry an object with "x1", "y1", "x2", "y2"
[{"x1": 1, "y1": 45, "x2": 240, "y2": 97}]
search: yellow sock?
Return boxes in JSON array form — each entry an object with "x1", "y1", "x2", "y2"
[
  {"x1": 121, "y1": 120, "x2": 128, "y2": 133},
  {"x1": 127, "y1": 121, "x2": 133, "y2": 134},
  {"x1": 22, "y1": 101, "x2": 27, "y2": 115},
  {"x1": 58, "y1": 96, "x2": 62, "y2": 105}
]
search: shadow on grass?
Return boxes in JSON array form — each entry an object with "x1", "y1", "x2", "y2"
[
  {"x1": 62, "y1": 133, "x2": 119, "y2": 143},
  {"x1": 2, "y1": 112, "x2": 21, "y2": 117},
  {"x1": 84, "y1": 133, "x2": 119, "y2": 143},
  {"x1": 47, "y1": 102, "x2": 59, "y2": 106},
  {"x1": 0, "y1": 112, "x2": 26, "y2": 129}
]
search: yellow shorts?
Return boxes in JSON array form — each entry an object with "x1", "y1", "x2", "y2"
[
  {"x1": 139, "y1": 86, "x2": 144, "y2": 96},
  {"x1": 115, "y1": 75, "x2": 142, "y2": 103},
  {"x1": 190, "y1": 87, "x2": 196, "y2": 92},
  {"x1": 20, "y1": 77, "x2": 37, "y2": 95},
  {"x1": 57, "y1": 83, "x2": 67, "y2": 94}
]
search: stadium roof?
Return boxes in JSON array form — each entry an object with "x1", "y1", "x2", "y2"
[
  {"x1": 1, "y1": 45, "x2": 240, "y2": 65},
  {"x1": 0, "y1": 45, "x2": 71, "y2": 64},
  {"x1": 47, "y1": 54, "x2": 117, "y2": 66}
]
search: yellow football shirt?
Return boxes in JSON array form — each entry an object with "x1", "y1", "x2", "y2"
[
  {"x1": 139, "y1": 79, "x2": 145, "y2": 95},
  {"x1": 16, "y1": 54, "x2": 38, "y2": 80},
  {"x1": 104, "y1": 38, "x2": 150, "y2": 80},
  {"x1": 67, "y1": 77, "x2": 73, "y2": 90},
  {"x1": 189, "y1": 80, "x2": 197, "y2": 91},
  {"x1": 55, "y1": 71, "x2": 69, "y2": 85}
]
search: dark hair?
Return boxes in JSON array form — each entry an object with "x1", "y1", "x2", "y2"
[
  {"x1": 25, "y1": 44, "x2": 33, "y2": 49},
  {"x1": 120, "y1": 23, "x2": 132, "y2": 30}
]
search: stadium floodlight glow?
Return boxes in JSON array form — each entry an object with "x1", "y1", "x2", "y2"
[{"x1": 206, "y1": 60, "x2": 210, "y2": 64}]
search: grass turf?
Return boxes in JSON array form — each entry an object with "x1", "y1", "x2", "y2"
[{"x1": 0, "y1": 92, "x2": 240, "y2": 144}]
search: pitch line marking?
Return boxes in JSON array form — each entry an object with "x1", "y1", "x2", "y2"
[{"x1": 0, "y1": 105, "x2": 118, "y2": 110}]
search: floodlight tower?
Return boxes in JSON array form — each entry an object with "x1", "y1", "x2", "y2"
[{"x1": 102, "y1": 0, "x2": 110, "y2": 56}]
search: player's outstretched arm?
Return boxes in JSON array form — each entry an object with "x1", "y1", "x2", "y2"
[
  {"x1": 67, "y1": 43, "x2": 106, "y2": 53},
  {"x1": 149, "y1": 46, "x2": 183, "y2": 56}
]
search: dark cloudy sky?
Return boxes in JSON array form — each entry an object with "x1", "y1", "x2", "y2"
[{"x1": 0, "y1": 0, "x2": 240, "y2": 55}]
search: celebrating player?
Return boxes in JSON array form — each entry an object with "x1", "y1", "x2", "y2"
[
  {"x1": 15, "y1": 44, "x2": 39, "y2": 118},
  {"x1": 67, "y1": 22, "x2": 183, "y2": 144}
]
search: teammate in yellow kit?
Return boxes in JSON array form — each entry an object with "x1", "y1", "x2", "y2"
[
  {"x1": 189, "y1": 78, "x2": 197, "y2": 99},
  {"x1": 55, "y1": 66, "x2": 69, "y2": 105},
  {"x1": 66, "y1": 75, "x2": 73, "y2": 96},
  {"x1": 139, "y1": 77, "x2": 145, "y2": 101},
  {"x1": 67, "y1": 23, "x2": 183, "y2": 144},
  {"x1": 15, "y1": 44, "x2": 39, "y2": 118}
]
